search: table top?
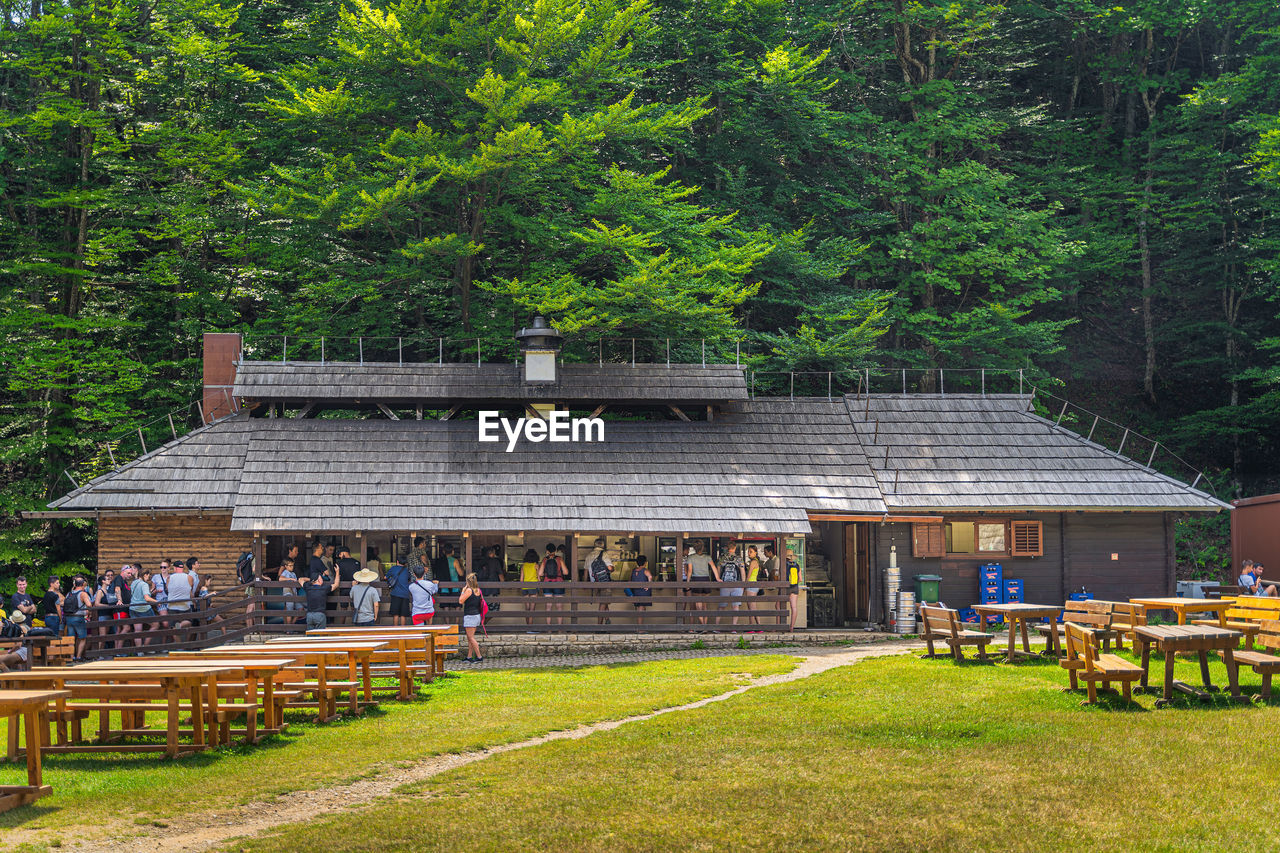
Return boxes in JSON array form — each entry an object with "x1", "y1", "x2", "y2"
[
  {"x1": 269, "y1": 635, "x2": 426, "y2": 645},
  {"x1": 0, "y1": 689, "x2": 72, "y2": 709},
  {"x1": 1130, "y1": 597, "x2": 1231, "y2": 610},
  {"x1": 78, "y1": 658, "x2": 296, "y2": 672},
  {"x1": 1133, "y1": 624, "x2": 1242, "y2": 644},
  {"x1": 310, "y1": 625, "x2": 455, "y2": 633},
  {"x1": 199, "y1": 642, "x2": 386, "y2": 653},
  {"x1": 971, "y1": 603, "x2": 1062, "y2": 616},
  {"x1": 0, "y1": 665, "x2": 244, "y2": 681}
]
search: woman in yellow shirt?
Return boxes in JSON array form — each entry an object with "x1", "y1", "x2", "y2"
[{"x1": 519, "y1": 548, "x2": 540, "y2": 626}]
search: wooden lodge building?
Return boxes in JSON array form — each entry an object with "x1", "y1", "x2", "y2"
[{"x1": 36, "y1": 328, "x2": 1229, "y2": 631}]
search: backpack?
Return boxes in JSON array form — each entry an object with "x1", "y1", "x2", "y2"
[
  {"x1": 236, "y1": 552, "x2": 255, "y2": 585},
  {"x1": 721, "y1": 558, "x2": 741, "y2": 583},
  {"x1": 541, "y1": 556, "x2": 562, "y2": 581},
  {"x1": 590, "y1": 552, "x2": 611, "y2": 583}
]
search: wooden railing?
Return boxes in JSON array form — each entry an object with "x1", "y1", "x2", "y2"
[{"x1": 81, "y1": 579, "x2": 794, "y2": 657}]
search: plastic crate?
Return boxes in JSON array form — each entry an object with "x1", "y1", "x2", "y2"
[
  {"x1": 980, "y1": 564, "x2": 1003, "y2": 583},
  {"x1": 958, "y1": 607, "x2": 978, "y2": 624},
  {"x1": 1003, "y1": 579, "x2": 1024, "y2": 604}
]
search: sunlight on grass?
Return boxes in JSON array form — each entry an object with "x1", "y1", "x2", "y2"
[
  {"x1": 0, "y1": 655, "x2": 796, "y2": 832},
  {"x1": 231, "y1": 650, "x2": 1280, "y2": 853}
]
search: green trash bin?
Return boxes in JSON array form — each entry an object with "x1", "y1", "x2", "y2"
[{"x1": 914, "y1": 574, "x2": 942, "y2": 604}]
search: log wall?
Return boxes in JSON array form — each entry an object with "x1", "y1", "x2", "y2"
[{"x1": 97, "y1": 514, "x2": 250, "y2": 588}]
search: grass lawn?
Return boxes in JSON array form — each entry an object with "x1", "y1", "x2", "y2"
[
  {"x1": 0, "y1": 655, "x2": 796, "y2": 833},
  {"x1": 233, "y1": 649, "x2": 1280, "y2": 853}
]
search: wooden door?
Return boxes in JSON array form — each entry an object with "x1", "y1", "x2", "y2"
[{"x1": 844, "y1": 523, "x2": 871, "y2": 622}]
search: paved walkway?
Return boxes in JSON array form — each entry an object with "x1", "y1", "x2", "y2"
[{"x1": 445, "y1": 639, "x2": 907, "y2": 671}]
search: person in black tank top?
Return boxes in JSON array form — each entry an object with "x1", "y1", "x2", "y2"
[{"x1": 459, "y1": 573, "x2": 484, "y2": 663}]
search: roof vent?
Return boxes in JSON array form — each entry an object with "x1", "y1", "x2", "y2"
[{"x1": 515, "y1": 315, "x2": 563, "y2": 383}]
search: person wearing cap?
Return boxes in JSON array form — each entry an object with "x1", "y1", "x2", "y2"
[
  {"x1": 0, "y1": 610, "x2": 31, "y2": 671},
  {"x1": 303, "y1": 570, "x2": 335, "y2": 630},
  {"x1": 408, "y1": 566, "x2": 438, "y2": 626},
  {"x1": 350, "y1": 567, "x2": 382, "y2": 626},
  {"x1": 64, "y1": 576, "x2": 92, "y2": 660}
]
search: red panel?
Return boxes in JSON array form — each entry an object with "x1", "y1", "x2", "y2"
[
  {"x1": 202, "y1": 333, "x2": 242, "y2": 422},
  {"x1": 1232, "y1": 497, "x2": 1280, "y2": 578}
]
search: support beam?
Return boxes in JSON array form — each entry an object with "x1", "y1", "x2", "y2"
[
  {"x1": 376, "y1": 403, "x2": 401, "y2": 421},
  {"x1": 588, "y1": 403, "x2": 608, "y2": 419},
  {"x1": 415, "y1": 403, "x2": 423, "y2": 420},
  {"x1": 439, "y1": 404, "x2": 461, "y2": 421},
  {"x1": 295, "y1": 402, "x2": 318, "y2": 419},
  {"x1": 668, "y1": 404, "x2": 690, "y2": 422}
]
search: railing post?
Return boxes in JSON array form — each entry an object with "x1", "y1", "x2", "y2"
[
  {"x1": 196, "y1": 399, "x2": 206, "y2": 425},
  {"x1": 1086, "y1": 415, "x2": 1099, "y2": 442},
  {"x1": 439, "y1": 337, "x2": 443, "y2": 365},
  {"x1": 282, "y1": 335, "x2": 287, "y2": 363},
  {"x1": 106, "y1": 445, "x2": 116, "y2": 466},
  {"x1": 981, "y1": 368, "x2": 985, "y2": 396},
  {"x1": 789, "y1": 372, "x2": 794, "y2": 400},
  {"x1": 1116, "y1": 428, "x2": 1129, "y2": 456},
  {"x1": 477, "y1": 338, "x2": 481, "y2": 367},
  {"x1": 827, "y1": 372, "x2": 832, "y2": 401},
  {"x1": 902, "y1": 368, "x2": 906, "y2": 396},
  {"x1": 398, "y1": 337, "x2": 403, "y2": 365},
  {"x1": 222, "y1": 387, "x2": 235, "y2": 416},
  {"x1": 1147, "y1": 441, "x2": 1159, "y2": 468},
  {"x1": 1056, "y1": 399, "x2": 1068, "y2": 425},
  {"x1": 701, "y1": 340, "x2": 706, "y2": 368},
  {"x1": 137, "y1": 428, "x2": 147, "y2": 455},
  {"x1": 631, "y1": 338, "x2": 636, "y2": 367},
  {"x1": 167, "y1": 413, "x2": 177, "y2": 439},
  {"x1": 939, "y1": 368, "x2": 944, "y2": 395},
  {"x1": 736, "y1": 340, "x2": 740, "y2": 368},
  {"x1": 750, "y1": 371, "x2": 755, "y2": 398},
  {"x1": 359, "y1": 337, "x2": 364, "y2": 364},
  {"x1": 1019, "y1": 368, "x2": 1024, "y2": 395},
  {"x1": 321, "y1": 336, "x2": 325, "y2": 365},
  {"x1": 666, "y1": 338, "x2": 670, "y2": 367},
  {"x1": 599, "y1": 339, "x2": 603, "y2": 367}
]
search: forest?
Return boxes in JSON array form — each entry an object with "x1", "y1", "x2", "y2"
[{"x1": 2, "y1": 0, "x2": 1279, "y2": 576}]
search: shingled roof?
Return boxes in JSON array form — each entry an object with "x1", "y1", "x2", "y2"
[
  {"x1": 846, "y1": 394, "x2": 1226, "y2": 512},
  {"x1": 232, "y1": 362, "x2": 748, "y2": 405},
  {"x1": 227, "y1": 399, "x2": 883, "y2": 533},
  {"x1": 50, "y1": 419, "x2": 255, "y2": 511}
]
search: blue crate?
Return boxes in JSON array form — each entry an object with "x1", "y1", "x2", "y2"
[
  {"x1": 980, "y1": 563, "x2": 1003, "y2": 584},
  {"x1": 958, "y1": 607, "x2": 978, "y2": 624},
  {"x1": 1003, "y1": 579, "x2": 1024, "y2": 603},
  {"x1": 1068, "y1": 592, "x2": 1093, "y2": 601}
]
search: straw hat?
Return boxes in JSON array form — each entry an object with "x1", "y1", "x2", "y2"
[
  {"x1": 9, "y1": 610, "x2": 26, "y2": 625},
  {"x1": 352, "y1": 568, "x2": 378, "y2": 583}
]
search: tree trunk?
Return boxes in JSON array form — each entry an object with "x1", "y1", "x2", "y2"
[{"x1": 1138, "y1": 158, "x2": 1156, "y2": 405}]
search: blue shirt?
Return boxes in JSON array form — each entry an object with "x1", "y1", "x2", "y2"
[{"x1": 387, "y1": 564, "x2": 410, "y2": 598}]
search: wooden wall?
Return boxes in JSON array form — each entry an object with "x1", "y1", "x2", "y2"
[
  {"x1": 873, "y1": 511, "x2": 1172, "y2": 612},
  {"x1": 98, "y1": 514, "x2": 251, "y2": 588}
]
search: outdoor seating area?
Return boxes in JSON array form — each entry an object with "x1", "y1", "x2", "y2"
[
  {"x1": 919, "y1": 595, "x2": 1280, "y2": 707},
  {"x1": 0, "y1": 626, "x2": 458, "y2": 812}
]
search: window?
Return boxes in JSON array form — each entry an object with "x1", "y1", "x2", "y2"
[
  {"x1": 1010, "y1": 520, "x2": 1044, "y2": 557},
  {"x1": 911, "y1": 523, "x2": 944, "y2": 558}
]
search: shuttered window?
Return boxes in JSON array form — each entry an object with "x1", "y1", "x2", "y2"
[
  {"x1": 1010, "y1": 520, "x2": 1044, "y2": 557},
  {"x1": 912, "y1": 523, "x2": 945, "y2": 558}
]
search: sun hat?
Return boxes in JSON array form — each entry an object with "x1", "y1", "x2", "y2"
[
  {"x1": 353, "y1": 568, "x2": 378, "y2": 583},
  {"x1": 10, "y1": 610, "x2": 26, "y2": 625}
]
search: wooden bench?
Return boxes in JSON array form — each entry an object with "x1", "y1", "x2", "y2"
[
  {"x1": 1193, "y1": 596, "x2": 1280, "y2": 647},
  {"x1": 1225, "y1": 618, "x2": 1280, "y2": 701},
  {"x1": 45, "y1": 637, "x2": 75, "y2": 666},
  {"x1": 1095, "y1": 601, "x2": 1147, "y2": 650},
  {"x1": 1037, "y1": 600, "x2": 1119, "y2": 653},
  {"x1": 919, "y1": 606, "x2": 993, "y2": 662},
  {"x1": 1062, "y1": 622, "x2": 1143, "y2": 703}
]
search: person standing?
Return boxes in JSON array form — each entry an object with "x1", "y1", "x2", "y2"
[
  {"x1": 63, "y1": 576, "x2": 91, "y2": 661},
  {"x1": 303, "y1": 571, "x2": 334, "y2": 629},
  {"x1": 459, "y1": 573, "x2": 484, "y2": 662},
  {"x1": 539, "y1": 543, "x2": 568, "y2": 626},
  {"x1": 166, "y1": 561, "x2": 198, "y2": 631},
  {"x1": 8, "y1": 576, "x2": 36, "y2": 621},
  {"x1": 519, "y1": 548, "x2": 540, "y2": 627},
  {"x1": 408, "y1": 566, "x2": 438, "y2": 626},
  {"x1": 719, "y1": 542, "x2": 744, "y2": 626},
  {"x1": 785, "y1": 547, "x2": 801, "y2": 631},
  {"x1": 682, "y1": 540, "x2": 720, "y2": 628},
  {"x1": 128, "y1": 567, "x2": 158, "y2": 648},
  {"x1": 336, "y1": 547, "x2": 360, "y2": 585},
  {"x1": 278, "y1": 557, "x2": 302, "y2": 623},
  {"x1": 41, "y1": 576, "x2": 64, "y2": 635},
  {"x1": 365, "y1": 547, "x2": 383, "y2": 578},
  {"x1": 763, "y1": 545, "x2": 780, "y2": 623},
  {"x1": 94, "y1": 569, "x2": 119, "y2": 647},
  {"x1": 630, "y1": 555, "x2": 652, "y2": 625},
  {"x1": 405, "y1": 537, "x2": 430, "y2": 580},
  {"x1": 322, "y1": 543, "x2": 337, "y2": 576},
  {"x1": 385, "y1": 560, "x2": 411, "y2": 627},
  {"x1": 745, "y1": 545, "x2": 764, "y2": 628},
  {"x1": 308, "y1": 542, "x2": 328, "y2": 581},
  {"x1": 585, "y1": 538, "x2": 614, "y2": 624},
  {"x1": 350, "y1": 568, "x2": 382, "y2": 626}
]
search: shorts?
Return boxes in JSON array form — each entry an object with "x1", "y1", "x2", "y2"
[
  {"x1": 522, "y1": 588, "x2": 538, "y2": 597},
  {"x1": 463, "y1": 614, "x2": 482, "y2": 629},
  {"x1": 305, "y1": 611, "x2": 327, "y2": 629},
  {"x1": 412, "y1": 613, "x2": 434, "y2": 626},
  {"x1": 543, "y1": 584, "x2": 565, "y2": 597},
  {"x1": 43, "y1": 614, "x2": 60, "y2": 634},
  {"x1": 690, "y1": 583, "x2": 712, "y2": 595},
  {"x1": 724, "y1": 587, "x2": 744, "y2": 598},
  {"x1": 745, "y1": 588, "x2": 759, "y2": 597},
  {"x1": 388, "y1": 595, "x2": 411, "y2": 618},
  {"x1": 789, "y1": 584, "x2": 800, "y2": 595},
  {"x1": 129, "y1": 608, "x2": 154, "y2": 619},
  {"x1": 633, "y1": 597, "x2": 652, "y2": 609},
  {"x1": 14, "y1": 646, "x2": 28, "y2": 663}
]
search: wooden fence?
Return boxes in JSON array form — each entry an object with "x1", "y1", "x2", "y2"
[{"x1": 80, "y1": 578, "x2": 794, "y2": 657}]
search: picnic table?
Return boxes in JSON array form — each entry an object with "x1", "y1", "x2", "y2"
[
  {"x1": 78, "y1": 657, "x2": 296, "y2": 735},
  {"x1": 176, "y1": 643, "x2": 385, "y2": 721},
  {"x1": 18, "y1": 635, "x2": 56, "y2": 668},
  {"x1": 970, "y1": 603, "x2": 1063, "y2": 660},
  {"x1": 1130, "y1": 597, "x2": 1232, "y2": 627},
  {"x1": 270, "y1": 634, "x2": 431, "y2": 699},
  {"x1": 308, "y1": 625, "x2": 459, "y2": 676},
  {"x1": 1132, "y1": 625, "x2": 1245, "y2": 707},
  {"x1": 0, "y1": 664, "x2": 245, "y2": 758},
  {"x1": 0, "y1": 689, "x2": 69, "y2": 812}
]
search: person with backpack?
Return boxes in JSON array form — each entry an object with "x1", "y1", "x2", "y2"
[
  {"x1": 744, "y1": 545, "x2": 764, "y2": 628},
  {"x1": 785, "y1": 547, "x2": 802, "y2": 632},
  {"x1": 719, "y1": 542, "x2": 745, "y2": 626},
  {"x1": 303, "y1": 571, "x2": 335, "y2": 630},
  {"x1": 585, "y1": 538, "x2": 614, "y2": 624},
  {"x1": 682, "y1": 540, "x2": 720, "y2": 628},
  {"x1": 64, "y1": 576, "x2": 92, "y2": 661},
  {"x1": 350, "y1": 568, "x2": 382, "y2": 626},
  {"x1": 538, "y1": 543, "x2": 568, "y2": 626},
  {"x1": 385, "y1": 560, "x2": 411, "y2": 626},
  {"x1": 408, "y1": 566, "x2": 438, "y2": 626},
  {"x1": 629, "y1": 555, "x2": 653, "y2": 625},
  {"x1": 519, "y1": 548, "x2": 540, "y2": 627},
  {"x1": 459, "y1": 573, "x2": 485, "y2": 662}
]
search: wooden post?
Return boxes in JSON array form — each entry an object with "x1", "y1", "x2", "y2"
[
  {"x1": 464, "y1": 533, "x2": 473, "y2": 578},
  {"x1": 676, "y1": 533, "x2": 685, "y2": 626},
  {"x1": 776, "y1": 535, "x2": 786, "y2": 629},
  {"x1": 569, "y1": 534, "x2": 579, "y2": 626}
]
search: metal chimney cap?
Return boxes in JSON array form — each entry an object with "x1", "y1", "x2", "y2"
[{"x1": 515, "y1": 315, "x2": 564, "y2": 351}]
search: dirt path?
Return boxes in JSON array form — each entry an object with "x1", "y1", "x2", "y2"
[{"x1": 62, "y1": 642, "x2": 920, "y2": 853}]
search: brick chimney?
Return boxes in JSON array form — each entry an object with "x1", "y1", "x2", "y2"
[{"x1": 202, "y1": 332, "x2": 242, "y2": 423}]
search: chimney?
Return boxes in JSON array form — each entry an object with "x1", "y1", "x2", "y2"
[
  {"x1": 514, "y1": 316, "x2": 563, "y2": 384},
  {"x1": 202, "y1": 332, "x2": 243, "y2": 423}
]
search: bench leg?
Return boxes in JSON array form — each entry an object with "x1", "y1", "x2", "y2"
[
  {"x1": 950, "y1": 642, "x2": 963, "y2": 662},
  {"x1": 1067, "y1": 666, "x2": 1078, "y2": 691},
  {"x1": 1262, "y1": 672, "x2": 1273, "y2": 701},
  {"x1": 1086, "y1": 679, "x2": 1097, "y2": 704},
  {"x1": 1122, "y1": 680, "x2": 1131, "y2": 702}
]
